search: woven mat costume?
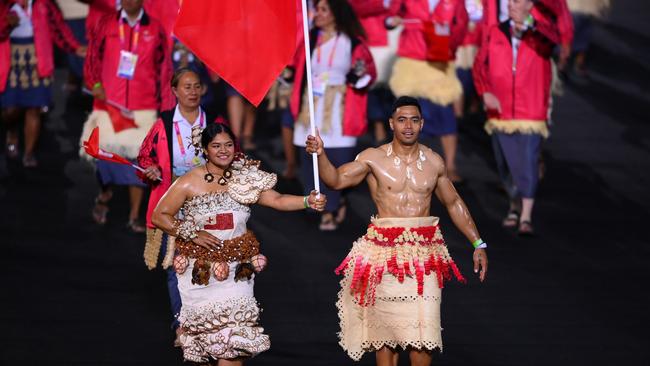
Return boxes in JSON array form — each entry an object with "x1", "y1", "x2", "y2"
[
  {"x1": 172, "y1": 157, "x2": 276, "y2": 362},
  {"x1": 335, "y1": 216, "x2": 465, "y2": 360}
]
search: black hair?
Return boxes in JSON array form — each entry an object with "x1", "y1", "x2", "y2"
[
  {"x1": 390, "y1": 96, "x2": 422, "y2": 116},
  {"x1": 200, "y1": 123, "x2": 237, "y2": 151},
  {"x1": 316, "y1": 0, "x2": 366, "y2": 40},
  {"x1": 171, "y1": 67, "x2": 201, "y2": 88}
]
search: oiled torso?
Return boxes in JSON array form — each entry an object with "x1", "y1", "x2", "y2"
[{"x1": 360, "y1": 144, "x2": 441, "y2": 218}]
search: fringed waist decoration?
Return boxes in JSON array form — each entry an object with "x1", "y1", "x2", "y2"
[
  {"x1": 174, "y1": 231, "x2": 268, "y2": 286},
  {"x1": 335, "y1": 222, "x2": 465, "y2": 307},
  {"x1": 176, "y1": 230, "x2": 260, "y2": 262}
]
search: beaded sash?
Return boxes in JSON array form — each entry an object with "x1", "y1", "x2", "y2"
[{"x1": 335, "y1": 218, "x2": 465, "y2": 307}]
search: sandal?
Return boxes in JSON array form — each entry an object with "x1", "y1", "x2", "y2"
[
  {"x1": 319, "y1": 213, "x2": 337, "y2": 231},
  {"x1": 6, "y1": 142, "x2": 19, "y2": 160},
  {"x1": 173, "y1": 327, "x2": 183, "y2": 348},
  {"x1": 335, "y1": 202, "x2": 347, "y2": 225},
  {"x1": 92, "y1": 196, "x2": 110, "y2": 225},
  {"x1": 281, "y1": 163, "x2": 297, "y2": 180},
  {"x1": 22, "y1": 154, "x2": 38, "y2": 168},
  {"x1": 502, "y1": 210, "x2": 520, "y2": 228},
  {"x1": 518, "y1": 220, "x2": 535, "y2": 236},
  {"x1": 242, "y1": 136, "x2": 257, "y2": 151},
  {"x1": 126, "y1": 219, "x2": 146, "y2": 234}
]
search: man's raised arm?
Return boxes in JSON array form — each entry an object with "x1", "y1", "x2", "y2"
[{"x1": 305, "y1": 132, "x2": 370, "y2": 191}]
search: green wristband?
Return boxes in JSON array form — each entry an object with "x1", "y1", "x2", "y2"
[
  {"x1": 93, "y1": 82, "x2": 102, "y2": 89},
  {"x1": 303, "y1": 196, "x2": 310, "y2": 209},
  {"x1": 472, "y1": 239, "x2": 483, "y2": 249}
]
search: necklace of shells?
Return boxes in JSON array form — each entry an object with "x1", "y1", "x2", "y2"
[
  {"x1": 204, "y1": 162, "x2": 232, "y2": 185},
  {"x1": 386, "y1": 144, "x2": 426, "y2": 179}
]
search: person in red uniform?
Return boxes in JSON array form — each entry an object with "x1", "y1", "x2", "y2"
[
  {"x1": 454, "y1": 0, "x2": 484, "y2": 118},
  {"x1": 482, "y1": 0, "x2": 573, "y2": 68},
  {"x1": 472, "y1": 0, "x2": 559, "y2": 235},
  {"x1": 80, "y1": 0, "x2": 173, "y2": 232},
  {"x1": 0, "y1": 0, "x2": 85, "y2": 167},
  {"x1": 386, "y1": 0, "x2": 469, "y2": 183},
  {"x1": 349, "y1": 0, "x2": 397, "y2": 145}
]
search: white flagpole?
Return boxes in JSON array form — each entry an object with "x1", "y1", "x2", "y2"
[{"x1": 301, "y1": 0, "x2": 320, "y2": 194}]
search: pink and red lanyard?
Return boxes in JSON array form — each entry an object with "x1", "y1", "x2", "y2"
[
  {"x1": 173, "y1": 111, "x2": 205, "y2": 156},
  {"x1": 118, "y1": 19, "x2": 141, "y2": 52},
  {"x1": 315, "y1": 32, "x2": 340, "y2": 68}
]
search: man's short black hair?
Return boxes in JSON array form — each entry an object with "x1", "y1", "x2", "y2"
[{"x1": 390, "y1": 96, "x2": 422, "y2": 117}]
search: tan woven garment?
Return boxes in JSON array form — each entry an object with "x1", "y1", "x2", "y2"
[
  {"x1": 337, "y1": 217, "x2": 445, "y2": 361},
  {"x1": 297, "y1": 85, "x2": 346, "y2": 134}
]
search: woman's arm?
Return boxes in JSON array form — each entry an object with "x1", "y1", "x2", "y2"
[
  {"x1": 136, "y1": 120, "x2": 163, "y2": 183},
  {"x1": 151, "y1": 178, "x2": 222, "y2": 250},
  {"x1": 257, "y1": 189, "x2": 326, "y2": 212},
  {"x1": 45, "y1": 0, "x2": 82, "y2": 53},
  {"x1": 151, "y1": 179, "x2": 188, "y2": 235}
]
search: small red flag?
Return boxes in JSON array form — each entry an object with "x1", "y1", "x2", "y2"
[
  {"x1": 83, "y1": 127, "x2": 133, "y2": 166},
  {"x1": 93, "y1": 99, "x2": 137, "y2": 133},
  {"x1": 174, "y1": 0, "x2": 298, "y2": 106}
]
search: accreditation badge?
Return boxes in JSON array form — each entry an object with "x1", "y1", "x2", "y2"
[
  {"x1": 117, "y1": 50, "x2": 138, "y2": 79},
  {"x1": 434, "y1": 23, "x2": 451, "y2": 36},
  {"x1": 313, "y1": 72, "x2": 329, "y2": 96}
]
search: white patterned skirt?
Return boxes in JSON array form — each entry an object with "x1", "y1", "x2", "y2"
[{"x1": 177, "y1": 260, "x2": 270, "y2": 362}]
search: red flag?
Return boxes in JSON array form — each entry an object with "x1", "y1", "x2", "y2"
[
  {"x1": 174, "y1": 0, "x2": 298, "y2": 106},
  {"x1": 83, "y1": 127, "x2": 133, "y2": 166}
]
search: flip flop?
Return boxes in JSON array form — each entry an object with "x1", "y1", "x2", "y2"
[
  {"x1": 319, "y1": 213, "x2": 337, "y2": 231},
  {"x1": 502, "y1": 210, "x2": 520, "y2": 228},
  {"x1": 127, "y1": 219, "x2": 146, "y2": 234},
  {"x1": 518, "y1": 220, "x2": 535, "y2": 236},
  {"x1": 92, "y1": 196, "x2": 110, "y2": 225},
  {"x1": 6, "y1": 142, "x2": 19, "y2": 160}
]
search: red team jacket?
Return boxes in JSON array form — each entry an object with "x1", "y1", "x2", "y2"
[
  {"x1": 482, "y1": 0, "x2": 573, "y2": 46},
  {"x1": 84, "y1": 11, "x2": 174, "y2": 111},
  {"x1": 472, "y1": 10, "x2": 560, "y2": 121},
  {"x1": 349, "y1": 0, "x2": 390, "y2": 47},
  {"x1": 388, "y1": 0, "x2": 469, "y2": 61}
]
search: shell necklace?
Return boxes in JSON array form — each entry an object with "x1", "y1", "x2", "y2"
[{"x1": 386, "y1": 144, "x2": 426, "y2": 179}]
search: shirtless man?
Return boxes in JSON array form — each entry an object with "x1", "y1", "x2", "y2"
[{"x1": 305, "y1": 96, "x2": 488, "y2": 366}]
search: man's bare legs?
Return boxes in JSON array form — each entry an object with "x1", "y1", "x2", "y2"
[
  {"x1": 281, "y1": 126, "x2": 296, "y2": 179},
  {"x1": 227, "y1": 95, "x2": 244, "y2": 139},
  {"x1": 3, "y1": 107, "x2": 21, "y2": 159},
  {"x1": 519, "y1": 197, "x2": 535, "y2": 235},
  {"x1": 376, "y1": 347, "x2": 399, "y2": 366},
  {"x1": 374, "y1": 120, "x2": 387, "y2": 145},
  {"x1": 241, "y1": 103, "x2": 256, "y2": 150},
  {"x1": 217, "y1": 357, "x2": 244, "y2": 366},
  {"x1": 453, "y1": 96, "x2": 464, "y2": 119},
  {"x1": 23, "y1": 107, "x2": 41, "y2": 166},
  {"x1": 127, "y1": 185, "x2": 145, "y2": 232},
  {"x1": 441, "y1": 134, "x2": 461, "y2": 182},
  {"x1": 92, "y1": 186, "x2": 113, "y2": 225},
  {"x1": 409, "y1": 349, "x2": 433, "y2": 366},
  {"x1": 376, "y1": 347, "x2": 432, "y2": 366}
]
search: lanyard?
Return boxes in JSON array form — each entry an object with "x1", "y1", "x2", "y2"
[
  {"x1": 316, "y1": 32, "x2": 339, "y2": 69},
  {"x1": 173, "y1": 110, "x2": 205, "y2": 157},
  {"x1": 119, "y1": 19, "x2": 141, "y2": 52}
]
